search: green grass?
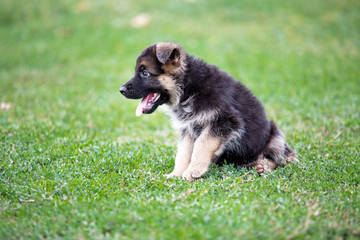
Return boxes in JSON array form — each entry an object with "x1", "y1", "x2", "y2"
[{"x1": 1, "y1": 0, "x2": 359, "y2": 239}]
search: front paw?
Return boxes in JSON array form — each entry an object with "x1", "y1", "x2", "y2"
[
  {"x1": 164, "y1": 171, "x2": 182, "y2": 179},
  {"x1": 182, "y1": 168, "x2": 205, "y2": 181}
]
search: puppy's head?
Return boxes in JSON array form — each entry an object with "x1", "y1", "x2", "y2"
[{"x1": 120, "y1": 42, "x2": 186, "y2": 116}]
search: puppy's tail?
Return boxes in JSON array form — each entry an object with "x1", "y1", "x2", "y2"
[{"x1": 263, "y1": 121, "x2": 298, "y2": 167}]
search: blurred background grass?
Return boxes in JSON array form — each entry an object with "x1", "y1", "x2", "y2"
[{"x1": 0, "y1": 0, "x2": 360, "y2": 239}]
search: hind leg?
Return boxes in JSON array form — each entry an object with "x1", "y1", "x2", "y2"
[
  {"x1": 283, "y1": 143, "x2": 298, "y2": 164},
  {"x1": 258, "y1": 121, "x2": 298, "y2": 174},
  {"x1": 254, "y1": 149, "x2": 297, "y2": 175}
]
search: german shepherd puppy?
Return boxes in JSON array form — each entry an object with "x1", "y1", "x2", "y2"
[{"x1": 120, "y1": 42, "x2": 298, "y2": 181}]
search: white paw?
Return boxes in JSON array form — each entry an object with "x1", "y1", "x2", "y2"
[
  {"x1": 182, "y1": 168, "x2": 206, "y2": 181},
  {"x1": 164, "y1": 171, "x2": 182, "y2": 179}
]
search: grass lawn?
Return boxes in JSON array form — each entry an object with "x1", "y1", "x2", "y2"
[{"x1": 1, "y1": 0, "x2": 359, "y2": 239}]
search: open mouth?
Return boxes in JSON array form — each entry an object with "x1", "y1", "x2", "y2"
[{"x1": 136, "y1": 92, "x2": 161, "y2": 116}]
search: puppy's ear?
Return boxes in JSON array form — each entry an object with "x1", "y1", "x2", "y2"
[{"x1": 156, "y1": 42, "x2": 180, "y2": 64}]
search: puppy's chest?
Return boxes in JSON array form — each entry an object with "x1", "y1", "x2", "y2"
[{"x1": 163, "y1": 104, "x2": 217, "y2": 137}]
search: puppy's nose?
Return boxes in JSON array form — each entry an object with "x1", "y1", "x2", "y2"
[{"x1": 119, "y1": 86, "x2": 127, "y2": 95}]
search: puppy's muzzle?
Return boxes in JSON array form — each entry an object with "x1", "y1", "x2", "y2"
[{"x1": 119, "y1": 83, "x2": 142, "y2": 99}]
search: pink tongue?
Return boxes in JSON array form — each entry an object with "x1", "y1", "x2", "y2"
[{"x1": 136, "y1": 93, "x2": 154, "y2": 117}]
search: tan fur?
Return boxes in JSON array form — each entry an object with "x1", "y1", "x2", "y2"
[
  {"x1": 158, "y1": 74, "x2": 182, "y2": 105},
  {"x1": 181, "y1": 127, "x2": 222, "y2": 181},
  {"x1": 165, "y1": 133, "x2": 194, "y2": 179},
  {"x1": 138, "y1": 60, "x2": 159, "y2": 74},
  {"x1": 266, "y1": 135, "x2": 285, "y2": 159}
]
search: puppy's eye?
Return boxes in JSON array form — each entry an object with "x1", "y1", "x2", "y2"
[{"x1": 141, "y1": 70, "x2": 150, "y2": 78}]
